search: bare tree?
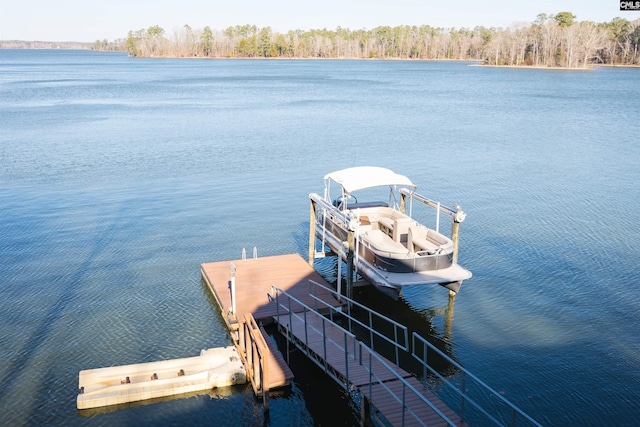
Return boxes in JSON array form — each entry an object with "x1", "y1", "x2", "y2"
[
  {"x1": 576, "y1": 21, "x2": 607, "y2": 67},
  {"x1": 118, "y1": 15, "x2": 640, "y2": 67}
]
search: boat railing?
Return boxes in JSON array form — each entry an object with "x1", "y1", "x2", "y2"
[
  {"x1": 307, "y1": 279, "x2": 409, "y2": 365},
  {"x1": 398, "y1": 188, "x2": 466, "y2": 263},
  {"x1": 309, "y1": 192, "x2": 358, "y2": 230},
  {"x1": 399, "y1": 188, "x2": 466, "y2": 238},
  {"x1": 412, "y1": 333, "x2": 543, "y2": 427},
  {"x1": 399, "y1": 188, "x2": 465, "y2": 221}
]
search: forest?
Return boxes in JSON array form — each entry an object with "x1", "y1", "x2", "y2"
[{"x1": 95, "y1": 12, "x2": 640, "y2": 68}]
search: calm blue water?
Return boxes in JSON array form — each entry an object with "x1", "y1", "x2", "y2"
[{"x1": 1, "y1": 49, "x2": 639, "y2": 426}]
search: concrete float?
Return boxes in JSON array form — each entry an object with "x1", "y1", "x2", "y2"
[{"x1": 77, "y1": 346, "x2": 246, "y2": 409}]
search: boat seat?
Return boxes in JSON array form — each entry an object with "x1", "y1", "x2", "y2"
[
  {"x1": 377, "y1": 216, "x2": 416, "y2": 244},
  {"x1": 412, "y1": 239, "x2": 440, "y2": 254},
  {"x1": 356, "y1": 224, "x2": 373, "y2": 234},
  {"x1": 364, "y1": 229, "x2": 408, "y2": 254},
  {"x1": 393, "y1": 217, "x2": 417, "y2": 244},
  {"x1": 347, "y1": 201, "x2": 388, "y2": 209},
  {"x1": 378, "y1": 217, "x2": 395, "y2": 237},
  {"x1": 409, "y1": 226, "x2": 453, "y2": 254}
]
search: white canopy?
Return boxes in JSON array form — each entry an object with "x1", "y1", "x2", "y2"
[{"x1": 324, "y1": 166, "x2": 416, "y2": 194}]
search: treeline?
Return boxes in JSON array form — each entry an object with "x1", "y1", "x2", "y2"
[
  {"x1": 98, "y1": 12, "x2": 640, "y2": 67},
  {"x1": 91, "y1": 38, "x2": 127, "y2": 51},
  {"x1": 1, "y1": 40, "x2": 92, "y2": 49}
]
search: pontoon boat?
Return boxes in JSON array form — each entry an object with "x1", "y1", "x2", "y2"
[{"x1": 309, "y1": 166, "x2": 471, "y2": 298}]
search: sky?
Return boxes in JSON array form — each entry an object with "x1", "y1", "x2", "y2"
[{"x1": 1, "y1": 0, "x2": 639, "y2": 42}]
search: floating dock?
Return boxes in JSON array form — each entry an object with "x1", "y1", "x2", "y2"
[
  {"x1": 200, "y1": 253, "x2": 344, "y2": 394},
  {"x1": 77, "y1": 346, "x2": 246, "y2": 409}
]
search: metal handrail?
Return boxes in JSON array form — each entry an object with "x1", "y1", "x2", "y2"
[
  {"x1": 272, "y1": 285, "x2": 358, "y2": 385},
  {"x1": 307, "y1": 279, "x2": 408, "y2": 364},
  {"x1": 412, "y1": 333, "x2": 543, "y2": 427},
  {"x1": 272, "y1": 282, "x2": 541, "y2": 427},
  {"x1": 272, "y1": 284, "x2": 457, "y2": 426},
  {"x1": 309, "y1": 192, "x2": 353, "y2": 228},
  {"x1": 359, "y1": 341, "x2": 458, "y2": 427}
]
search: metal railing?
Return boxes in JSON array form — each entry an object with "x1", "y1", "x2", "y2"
[
  {"x1": 359, "y1": 341, "x2": 458, "y2": 427},
  {"x1": 306, "y1": 279, "x2": 408, "y2": 365},
  {"x1": 272, "y1": 284, "x2": 458, "y2": 426},
  {"x1": 238, "y1": 313, "x2": 270, "y2": 410},
  {"x1": 272, "y1": 282, "x2": 542, "y2": 427},
  {"x1": 309, "y1": 193, "x2": 354, "y2": 229},
  {"x1": 272, "y1": 285, "x2": 358, "y2": 387},
  {"x1": 412, "y1": 333, "x2": 543, "y2": 427}
]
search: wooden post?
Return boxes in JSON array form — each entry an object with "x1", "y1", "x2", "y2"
[
  {"x1": 308, "y1": 200, "x2": 317, "y2": 267},
  {"x1": 451, "y1": 205, "x2": 465, "y2": 265},
  {"x1": 450, "y1": 209, "x2": 463, "y2": 302},
  {"x1": 451, "y1": 220, "x2": 460, "y2": 265},
  {"x1": 262, "y1": 353, "x2": 270, "y2": 418}
]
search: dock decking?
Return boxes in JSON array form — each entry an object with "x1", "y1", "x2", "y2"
[
  {"x1": 201, "y1": 253, "x2": 343, "y2": 324},
  {"x1": 200, "y1": 253, "x2": 344, "y2": 392}
]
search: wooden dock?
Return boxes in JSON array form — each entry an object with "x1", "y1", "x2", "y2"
[
  {"x1": 200, "y1": 253, "x2": 344, "y2": 393},
  {"x1": 201, "y1": 253, "x2": 464, "y2": 425},
  {"x1": 202, "y1": 253, "x2": 343, "y2": 324}
]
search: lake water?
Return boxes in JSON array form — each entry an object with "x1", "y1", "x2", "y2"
[{"x1": 1, "y1": 49, "x2": 639, "y2": 426}]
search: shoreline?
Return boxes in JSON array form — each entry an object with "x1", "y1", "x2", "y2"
[
  {"x1": 5, "y1": 47, "x2": 640, "y2": 70},
  {"x1": 122, "y1": 54, "x2": 640, "y2": 69},
  {"x1": 474, "y1": 63, "x2": 640, "y2": 70}
]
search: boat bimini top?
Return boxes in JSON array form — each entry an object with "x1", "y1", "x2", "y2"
[
  {"x1": 324, "y1": 166, "x2": 416, "y2": 194},
  {"x1": 323, "y1": 166, "x2": 418, "y2": 209}
]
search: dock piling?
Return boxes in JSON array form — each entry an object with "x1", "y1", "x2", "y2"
[
  {"x1": 445, "y1": 290, "x2": 455, "y2": 340},
  {"x1": 451, "y1": 219, "x2": 461, "y2": 265}
]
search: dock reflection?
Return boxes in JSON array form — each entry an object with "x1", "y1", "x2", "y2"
[{"x1": 77, "y1": 384, "x2": 249, "y2": 417}]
